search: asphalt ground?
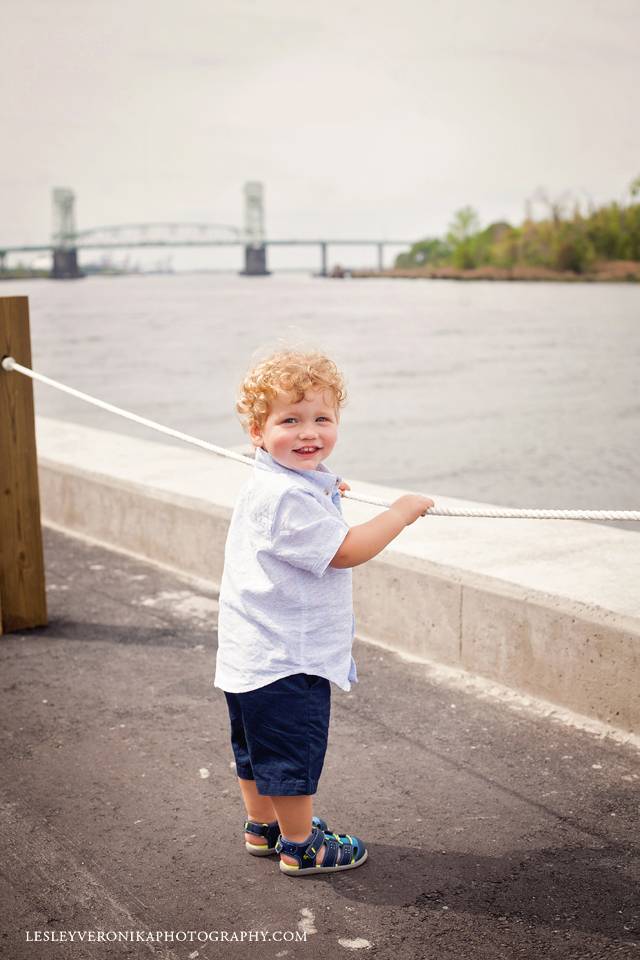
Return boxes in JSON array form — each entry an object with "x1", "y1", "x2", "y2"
[{"x1": 0, "y1": 527, "x2": 638, "y2": 960}]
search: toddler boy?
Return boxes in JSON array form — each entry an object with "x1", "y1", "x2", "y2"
[{"x1": 214, "y1": 348, "x2": 433, "y2": 875}]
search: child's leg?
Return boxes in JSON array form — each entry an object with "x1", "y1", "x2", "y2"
[
  {"x1": 223, "y1": 692, "x2": 279, "y2": 845},
  {"x1": 227, "y1": 675, "x2": 331, "y2": 862},
  {"x1": 270, "y1": 794, "x2": 327, "y2": 866},
  {"x1": 238, "y1": 776, "x2": 277, "y2": 821},
  {"x1": 237, "y1": 780, "x2": 327, "y2": 861},
  {"x1": 238, "y1": 776, "x2": 279, "y2": 846}
]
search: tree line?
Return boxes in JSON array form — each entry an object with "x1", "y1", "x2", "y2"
[{"x1": 396, "y1": 177, "x2": 640, "y2": 274}]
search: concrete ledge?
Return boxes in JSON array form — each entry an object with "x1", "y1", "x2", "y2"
[
  {"x1": 40, "y1": 461, "x2": 231, "y2": 588},
  {"x1": 35, "y1": 416, "x2": 640, "y2": 735}
]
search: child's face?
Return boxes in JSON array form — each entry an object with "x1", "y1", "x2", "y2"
[{"x1": 249, "y1": 386, "x2": 339, "y2": 471}]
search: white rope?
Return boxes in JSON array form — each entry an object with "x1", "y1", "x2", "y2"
[{"x1": 2, "y1": 355, "x2": 639, "y2": 522}]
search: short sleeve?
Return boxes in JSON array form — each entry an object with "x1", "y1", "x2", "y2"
[{"x1": 269, "y1": 487, "x2": 350, "y2": 578}]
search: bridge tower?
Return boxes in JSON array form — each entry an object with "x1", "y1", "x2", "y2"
[
  {"x1": 240, "y1": 181, "x2": 270, "y2": 276},
  {"x1": 51, "y1": 188, "x2": 82, "y2": 279}
]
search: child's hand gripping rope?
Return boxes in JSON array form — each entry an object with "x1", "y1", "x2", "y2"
[{"x1": 389, "y1": 494, "x2": 435, "y2": 525}]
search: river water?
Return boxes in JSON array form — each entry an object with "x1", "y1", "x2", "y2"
[{"x1": 3, "y1": 273, "x2": 639, "y2": 528}]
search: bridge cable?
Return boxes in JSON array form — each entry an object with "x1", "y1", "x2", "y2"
[{"x1": 2, "y1": 356, "x2": 639, "y2": 522}]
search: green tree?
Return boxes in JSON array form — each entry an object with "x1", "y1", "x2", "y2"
[
  {"x1": 446, "y1": 207, "x2": 481, "y2": 268},
  {"x1": 394, "y1": 182, "x2": 640, "y2": 276},
  {"x1": 395, "y1": 237, "x2": 451, "y2": 268}
]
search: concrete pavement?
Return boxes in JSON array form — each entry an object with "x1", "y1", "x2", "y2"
[{"x1": 0, "y1": 527, "x2": 638, "y2": 960}]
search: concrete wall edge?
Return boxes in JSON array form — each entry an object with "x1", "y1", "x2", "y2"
[{"x1": 35, "y1": 446, "x2": 640, "y2": 735}]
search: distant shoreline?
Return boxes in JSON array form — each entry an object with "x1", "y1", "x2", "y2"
[
  {"x1": 3, "y1": 260, "x2": 639, "y2": 283},
  {"x1": 350, "y1": 260, "x2": 640, "y2": 283}
]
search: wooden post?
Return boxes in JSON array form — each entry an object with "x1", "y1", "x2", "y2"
[{"x1": 0, "y1": 296, "x2": 47, "y2": 633}]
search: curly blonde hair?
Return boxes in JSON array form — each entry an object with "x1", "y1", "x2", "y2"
[{"x1": 236, "y1": 348, "x2": 348, "y2": 436}]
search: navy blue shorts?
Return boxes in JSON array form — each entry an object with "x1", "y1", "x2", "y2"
[{"x1": 223, "y1": 673, "x2": 331, "y2": 796}]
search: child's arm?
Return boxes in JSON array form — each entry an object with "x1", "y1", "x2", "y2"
[{"x1": 329, "y1": 494, "x2": 434, "y2": 569}]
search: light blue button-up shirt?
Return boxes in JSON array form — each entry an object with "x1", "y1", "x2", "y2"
[{"x1": 214, "y1": 446, "x2": 358, "y2": 693}]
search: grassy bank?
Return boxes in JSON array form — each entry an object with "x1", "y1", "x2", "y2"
[{"x1": 353, "y1": 259, "x2": 640, "y2": 283}]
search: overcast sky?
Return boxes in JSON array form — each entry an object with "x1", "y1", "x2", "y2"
[{"x1": 2, "y1": 0, "x2": 639, "y2": 264}]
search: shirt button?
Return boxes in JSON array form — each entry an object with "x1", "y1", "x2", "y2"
[{"x1": 324, "y1": 489, "x2": 329, "y2": 495}]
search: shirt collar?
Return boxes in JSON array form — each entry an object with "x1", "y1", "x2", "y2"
[{"x1": 253, "y1": 445, "x2": 341, "y2": 495}]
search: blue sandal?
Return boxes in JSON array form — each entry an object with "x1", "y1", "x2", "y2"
[
  {"x1": 244, "y1": 815, "x2": 328, "y2": 856},
  {"x1": 276, "y1": 825, "x2": 368, "y2": 875}
]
